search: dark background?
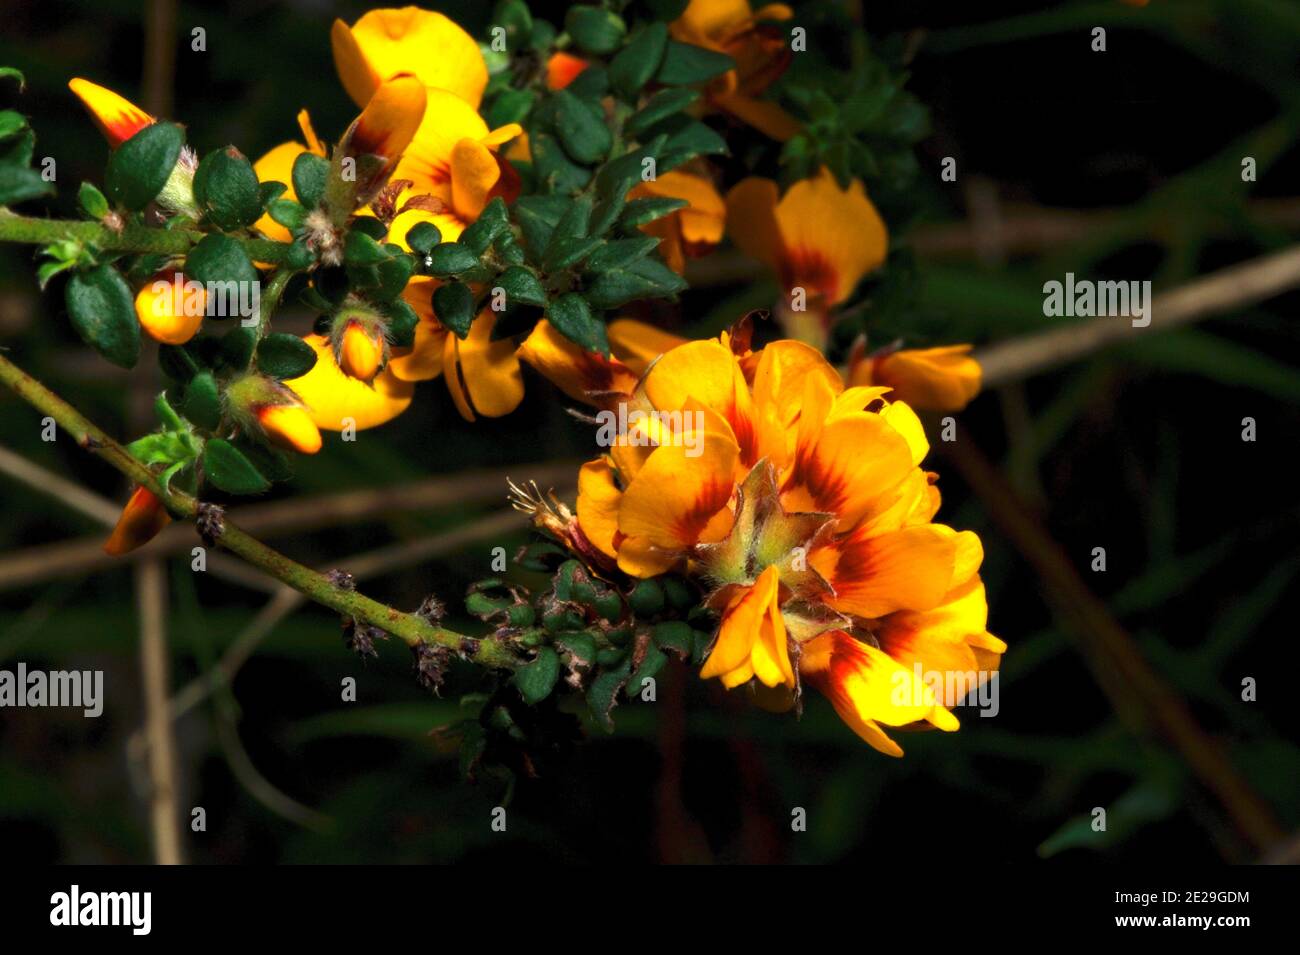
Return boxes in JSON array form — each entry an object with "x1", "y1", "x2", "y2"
[{"x1": 1, "y1": 0, "x2": 1297, "y2": 863}]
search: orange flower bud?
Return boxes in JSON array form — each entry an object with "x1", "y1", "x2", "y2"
[
  {"x1": 338, "y1": 320, "x2": 384, "y2": 382},
  {"x1": 256, "y1": 404, "x2": 323, "y2": 455},
  {"x1": 546, "y1": 52, "x2": 589, "y2": 90},
  {"x1": 68, "y1": 78, "x2": 155, "y2": 148},
  {"x1": 134, "y1": 273, "x2": 205, "y2": 345},
  {"x1": 103, "y1": 486, "x2": 171, "y2": 556}
]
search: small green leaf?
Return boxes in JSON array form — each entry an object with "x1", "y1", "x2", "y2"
[
  {"x1": 0, "y1": 67, "x2": 26, "y2": 90},
  {"x1": 513, "y1": 647, "x2": 561, "y2": 704},
  {"x1": 182, "y1": 371, "x2": 222, "y2": 431},
  {"x1": 497, "y1": 266, "x2": 548, "y2": 308},
  {"x1": 432, "y1": 281, "x2": 475, "y2": 337},
  {"x1": 268, "y1": 199, "x2": 306, "y2": 231},
  {"x1": 406, "y1": 221, "x2": 442, "y2": 254},
  {"x1": 627, "y1": 644, "x2": 667, "y2": 698},
  {"x1": 610, "y1": 23, "x2": 669, "y2": 98},
  {"x1": 625, "y1": 88, "x2": 699, "y2": 137},
  {"x1": 565, "y1": 6, "x2": 626, "y2": 55},
  {"x1": 587, "y1": 660, "x2": 632, "y2": 732},
  {"x1": 584, "y1": 257, "x2": 686, "y2": 309},
  {"x1": 259, "y1": 180, "x2": 287, "y2": 207},
  {"x1": 485, "y1": 87, "x2": 537, "y2": 129},
  {"x1": 343, "y1": 230, "x2": 392, "y2": 265},
  {"x1": 382, "y1": 298, "x2": 420, "y2": 347},
  {"x1": 0, "y1": 110, "x2": 28, "y2": 141},
  {"x1": 106, "y1": 122, "x2": 183, "y2": 211},
  {"x1": 426, "y1": 242, "x2": 479, "y2": 277},
  {"x1": 542, "y1": 235, "x2": 601, "y2": 272},
  {"x1": 529, "y1": 129, "x2": 593, "y2": 193},
  {"x1": 586, "y1": 236, "x2": 659, "y2": 272},
  {"x1": 514, "y1": 194, "x2": 572, "y2": 255},
  {"x1": 547, "y1": 293, "x2": 608, "y2": 356},
  {"x1": 292, "y1": 152, "x2": 328, "y2": 209},
  {"x1": 193, "y1": 146, "x2": 262, "y2": 230},
  {"x1": 257, "y1": 333, "x2": 317, "y2": 379},
  {"x1": 0, "y1": 165, "x2": 53, "y2": 205},
  {"x1": 218, "y1": 326, "x2": 257, "y2": 371},
  {"x1": 619, "y1": 196, "x2": 687, "y2": 228},
  {"x1": 653, "y1": 621, "x2": 693, "y2": 659},
  {"x1": 65, "y1": 264, "x2": 139, "y2": 368},
  {"x1": 78, "y1": 182, "x2": 109, "y2": 219},
  {"x1": 656, "y1": 40, "x2": 734, "y2": 86},
  {"x1": 185, "y1": 233, "x2": 258, "y2": 289},
  {"x1": 203, "y1": 438, "x2": 270, "y2": 495},
  {"x1": 553, "y1": 90, "x2": 612, "y2": 165}
]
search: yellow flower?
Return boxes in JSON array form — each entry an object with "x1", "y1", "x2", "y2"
[
  {"x1": 386, "y1": 282, "x2": 523, "y2": 421},
  {"x1": 371, "y1": 88, "x2": 520, "y2": 247},
  {"x1": 251, "y1": 111, "x2": 326, "y2": 242},
  {"x1": 670, "y1": 0, "x2": 800, "y2": 140},
  {"x1": 257, "y1": 405, "x2": 323, "y2": 455},
  {"x1": 68, "y1": 78, "x2": 154, "y2": 147},
  {"x1": 331, "y1": 6, "x2": 489, "y2": 110},
  {"x1": 629, "y1": 169, "x2": 726, "y2": 274},
  {"x1": 103, "y1": 486, "x2": 170, "y2": 556},
  {"x1": 726, "y1": 166, "x2": 888, "y2": 310},
  {"x1": 534, "y1": 332, "x2": 1003, "y2": 754},
  {"x1": 285, "y1": 334, "x2": 414, "y2": 431},
  {"x1": 848, "y1": 340, "x2": 983, "y2": 412},
  {"x1": 134, "y1": 272, "x2": 205, "y2": 345}
]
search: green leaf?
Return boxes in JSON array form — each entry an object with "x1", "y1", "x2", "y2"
[
  {"x1": 529, "y1": 129, "x2": 593, "y2": 193},
  {"x1": 587, "y1": 660, "x2": 631, "y2": 732},
  {"x1": 513, "y1": 647, "x2": 561, "y2": 704},
  {"x1": 542, "y1": 235, "x2": 601, "y2": 272},
  {"x1": 406, "y1": 221, "x2": 442, "y2": 255},
  {"x1": 514, "y1": 194, "x2": 572, "y2": 255},
  {"x1": 432, "y1": 281, "x2": 475, "y2": 337},
  {"x1": 553, "y1": 90, "x2": 612, "y2": 165},
  {"x1": 427, "y1": 242, "x2": 479, "y2": 277},
  {"x1": 218, "y1": 326, "x2": 257, "y2": 371},
  {"x1": 619, "y1": 196, "x2": 687, "y2": 228},
  {"x1": 565, "y1": 6, "x2": 626, "y2": 55},
  {"x1": 182, "y1": 371, "x2": 222, "y2": 431},
  {"x1": 485, "y1": 87, "x2": 537, "y2": 129},
  {"x1": 627, "y1": 644, "x2": 667, "y2": 698},
  {"x1": 0, "y1": 164, "x2": 53, "y2": 205},
  {"x1": 584, "y1": 256, "x2": 686, "y2": 308},
  {"x1": 653, "y1": 621, "x2": 693, "y2": 659},
  {"x1": 644, "y1": 0, "x2": 689, "y2": 20},
  {"x1": 626, "y1": 88, "x2": 699, "y2": 137},
  {"x1": 64, "y1": 264, "x2": 139, "y2": 368},
  {"x1": 555, "y1": 633, "x2": 597, "y2": 668},
  {"x1": 77, "y1": 182, "x2": 109, "y2": 219},
  {"x1": 0, "y1": 110, "x2": 27, "y2": 140},
  {"x1": 185, "y1": 233, "x2": 258, "y2": 289},
  {"x1": 343, "y1": 230, "x2": 392, "y2": 266},
  {"x1": 0, "y1": 67, "x2": 25, "y2": 89},
  {"x1": 382, "y1": 298, "x2": 420, "y2": 347},
  {"x1": 257, "y1": 333, "x2": 317, "y2": 379},
  {"x1": 586, "y1": 236, "x2": 659, "y2": 272},
  {"x1": 656, "y1": 40, "x2": 734, "y2": 86},
  {"x1": 547, "y1": 293, "x2": 608, "y2": 356},
  {"x1": 202, "y1": 438, "x2": 270, "y2": 495},
  {"x1": 497, "y1": 265, "x2": 548, "y2": 308},
  {"x1": 610, "y1": 22, "x2": 669, "y2": 98},
  {"x1": 268, "y1": 199, "x2": 306, "y2": 231},
  {"x1": 106, "y1": 122, "x2": 183, "y2": 211},
  {"x1": 259, "y1": 180, "x2": 287, "y2": 207},
  {"x1": 193, "y1": 146, "x2": 262, "y2": 230},
  {"x1": 655, "y1": 117, "x2": 728, "y2": 170},
  {"x1": 291, "y1": 152, "x2": 328, "y2": 209}
]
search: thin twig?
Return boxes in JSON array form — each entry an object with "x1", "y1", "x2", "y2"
[
  {"x1": 0, "y1": 351, "x2": 518, "y2": 667},
  {"x1": 135, "y1": 559, "x2": 184, "y2": 863},
  {"x1": 975, "y1": 244, "x2": 1300, "y2": 388}
]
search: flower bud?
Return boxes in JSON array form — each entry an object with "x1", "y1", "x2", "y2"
[
  {"x1": 135, "y1": 272, "x2": 205, "y2": 345},
  {"x1": 103, "y1": 486, "x2": 171, "y2": 556},
  {"x1": 339, "y1": 320, "x2": 384, "y2": 382},
  {"x1": 256, "y1": 404, "x2": 323, "y2": 455}
]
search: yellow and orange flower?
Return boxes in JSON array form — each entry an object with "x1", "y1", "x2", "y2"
[
  {"x1": 670, "y1": 0, "x2": 800, "y2": 141},
  {"x1": 103, "y1": 486, "x2": 171, "y2": 556},
  {"x1": 285, "y1": 334, "x2": 414, "y2": 432},
  {"x1": 68, "y1": 78, "x2": 154, "y2": 148},
  {"x1": 332, "y1": 7, "x2": 489, "y2": 110},
  {"x1": 629, "y1": 169, "x2": 726, "y2": 275},
  {"x1": 847, "y1": 338, "x2": 983, "y2": 412},
  {"x1": 529, "y1": 327, "x2": 1003, "y2": 754},
  {"x1": 727, "y1": 166, "x2": 887, "y2": 320}
]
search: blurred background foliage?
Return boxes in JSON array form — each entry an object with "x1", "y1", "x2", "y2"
[{"x1": 1, "y1": 0, "x2": 1298, "y2": 863}]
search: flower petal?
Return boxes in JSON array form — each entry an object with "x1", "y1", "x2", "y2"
[
  {"x1": 285, "y1": 334, "x2": 414, "y2": 430},
  {"x1": 518, "y1": 319, "x2": 638, "y2": 406},
  {"x1": 68, "y1": 78, "x2": 154, "y2": 148},
  {"x1": 576, "y1": 457, "x2": 623, "y2": 559},
  {"x1": 332, "y1": 8, "x2": 487, "y2": 108},
  {"x1": 457, "y1": 309, "x2": 524, "y2": 419}
]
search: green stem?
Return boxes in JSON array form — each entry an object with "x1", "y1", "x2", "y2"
[
  {"x1": 0, "y1": 352, "x2": 518, "y2": 669},
  {"x1": 0, "y1": 210, "x2": 293, "y2": 265}
]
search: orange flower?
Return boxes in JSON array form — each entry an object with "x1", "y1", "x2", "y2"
[
  {"x1": 331, "y1": 7, "x2": 489, "y2": 109},
  {"x1": 68, "y1": 78, "x2": 154, "y2": 148},
  {"x1": 103, "y1": 486, "x2": 171, "y2": 556},
  {"x1": 532, "y1": 329, "x2": 1003, "y2": 754},
  {"x1": 726, "y1": 167, "x2": 888, "y2": 346},
  {"x1": 847, "y1": 339, "x2": 982, "y2": 412},
  {"x1": 285, "y1": 334, "x2": 414, "y2": 431},
  {"x1": 386, "y1": 281, "x2": 523, "y2": 421},
  {"x1": 670, "y1": 0, "x2": 800, "y2": 140},
  {"x1": 629, "y1": 169, "x2": 726, "y2": 274}
]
